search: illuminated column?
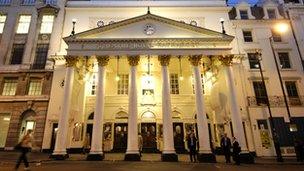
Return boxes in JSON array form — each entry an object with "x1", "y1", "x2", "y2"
[
  {"x1": 158, "y1": 55, "x2": 178, "y2": 162},
  {"x1": 189, "y1": 55, "x2": 216, "y2": 163},
  {"x1": 125, "y1": 55, "x2": 140, "y2": 161},
  {"x1": 219, "y1": 55, "x2": 254, "y2": 164},
  {"x1": 87, "y1": 56, "x2": 109, "y2": 161},
  {"x1": 51, "y1": 56, "x2": 78, "y2": 160}
]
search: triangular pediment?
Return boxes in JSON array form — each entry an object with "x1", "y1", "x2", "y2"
[{"x1": 64, "y1": 12, "x2": 234, "y2": 42}]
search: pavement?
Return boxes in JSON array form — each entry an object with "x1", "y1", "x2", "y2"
[{"x1": 0, "y1": 152, "x2": 303, "y2": 171}]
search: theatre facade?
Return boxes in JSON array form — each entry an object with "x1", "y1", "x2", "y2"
[{"x1": 39, "y1": 0, "x2": 304, "y2": 162}]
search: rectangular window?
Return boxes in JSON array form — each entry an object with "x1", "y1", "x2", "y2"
[
  {"x1": 28, "y1": 79, "x2": 42, "y2": 95},
  {"x1": 2, "y1": 78, "x2": 17, "y2": 96},
  {"x1": 253, "y1": 81, "x2": 268, "y2": 105},
  {"x1": 40, "y1": 15, "x2": 54, "y2": 34},
  {"x1": 248, "y1": 53, "x2": 259, "y2": 69},
  {"x1": 267, "y1": 9, "x2": 276, "y2": 19},
  {"x1": 278, "y1": 52, "x2": 291, "y2": 69},
  {"x1": 16, "y1": 15, "x2": 31, "y2": 34},
  {"x1": 44, "y1": 0, "x2": 57, "y2": 5},
  {"x1": 0, "y1": 0, "x2": 11, "y2": 5},
  {"x1": 21, "y1": 0, "x2": 36, "y2": 5},
  {"x1": 91, "y1": 73, "x2": 97, "y2": 95},
  {"x1": 0, "y1": 15, "x2": 6, "y2": 33},
  {"x1": 170, "y1": 74, "x2": 179, "y2": 94},
  {"x1": 285, "y1": 81, "x2": 301, "y2": 105},
  {"x1": 240, "y1": 10, "x2": 249, "y2": 19},
  {"x1": 272, "y1": 30, "x2": 282, "y2": 42},
  {"x1": 117, "y1": 74, "x2": 128, "y2": 95},
  {"x1": 10, "y1": 44, "x2": 25, "y2": 64},
  {"x1": 33, "y1": 44, "x2": 49, "y2": 69},
  {"x1": 243, "y1": 30, "x2": 253, "y2": 42}
]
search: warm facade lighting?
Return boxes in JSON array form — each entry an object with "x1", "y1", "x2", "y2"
[{"x1": 274, "y1": 23, "x2": 288, "y2": 34}]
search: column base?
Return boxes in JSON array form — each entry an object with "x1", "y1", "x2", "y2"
[
  {"x1": 240, "y1": 152, "x2": 255, "y2": 164},
  {"x1": 161, "y1": 153, "x2": 178, "y2": 162},
  {"x1": 49, "y1": 154, "x2": 69, "y2": 160},
  {"x1": 87, "y1": 153, "x2": 104, "y2": 161},
  {"x1": 124, "y1": 153, "x2": 141, "y2": 161},
  {"x1": 197, "y1": 153, "x2": 217, "y2": 163}
]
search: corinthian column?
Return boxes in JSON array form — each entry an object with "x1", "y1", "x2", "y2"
[
  {"x1": 125, "y1": 55, "x2": 141, "y2": 161},
  {"x1": 87, "y1": 56, "x2": 109, "y2": 161},
  {"x1": 189, "y1": 55, "x2": 216, "y2": 163},
  {"x1": 51, "y1": 56, "x2": 78, "y2": 160},
  {"x1": 158, "y1": 55, "x2": 178, "y2": 162},
  {"x1": 219, "y1": 55, "x2": 254, "y2": 164}
]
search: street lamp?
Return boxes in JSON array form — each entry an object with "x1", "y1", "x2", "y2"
[
  {"x1": 254, "y1": 50, "x2": 283, "y2": 162},
  {"x1": 269, "y1": 22, "x2": 297, "y2": 156},
  {"x1": 71, "y1": 18, "x2": 77, "y2": 36}
]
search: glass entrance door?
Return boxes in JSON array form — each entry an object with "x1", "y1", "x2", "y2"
[
  {"x1": 113, "y1": 123, "x2": 128, "y2": 152},
  {"x1": 141, "y1": 123, "x2": 157, "y2": 152},
  {"x1": 173, "y1": 122, "x2": 185, "y2": 153}
]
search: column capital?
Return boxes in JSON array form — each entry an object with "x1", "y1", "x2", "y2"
[
  {"x1": 65, "y1": 56, "x2": 79, "y2": 67},
  {"x1": 218, "y1": 55, "x2": 234, "y2": 66},
  {"x1": 158, "y1": 55, "x2": 171, "y2": 66},
  {"x1": 96, "y1": 55, "x2": 110, "y2": 66},
  {"x1": 127, "y1": 55, "x2": 140, "y2": 66},
  {"x1": 188, "y1": 55, "x2": 203, "y2": 66}
]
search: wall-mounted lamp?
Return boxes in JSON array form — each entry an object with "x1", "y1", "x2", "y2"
[
  {"x1": 71, "y1": 18, "x2": 77, "y2": 36},
  {"x1": 220, "y1": 18, "x2": 226, "y2": 34}
]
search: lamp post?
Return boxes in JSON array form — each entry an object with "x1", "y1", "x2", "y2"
[
  {"x1": 220, "y1": 18, "x2": 226, "y2": 34},
  {"x1": 255, "y1": 51, "x2": 283, "y2": 162},
  {"x1": 71, "y1": 18, "x2": 77, "y2": 36},
  {"x1": 269, "y1": 22, "x2": 297, "y2": 155}
]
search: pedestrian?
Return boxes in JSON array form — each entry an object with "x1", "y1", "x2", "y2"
[
  {"x1": 186, "y1": 131, "x2": 197, "y2": 162},
  {"x1": 15, "y1": 129, "x2": 34, "y2": 170},
  {"x1": 220, "y1": 133, "x2": 231, "y2": 163},
  {"x1": 83, "y1": 133, "x2": 91, "y2": 154},
  {"x1": 295, "y1": 139, "x2": 304, "y2": 162},
  {"x1": 232, "y1": 137, "x2": 241, "y2": 165},
  {"x1": 138, "y1": 133, "x2": 143, "y2": 157}
]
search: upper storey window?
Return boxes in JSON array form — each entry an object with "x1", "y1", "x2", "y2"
[
  {"x1": 0, "y1": 0, "x2": 11, "y2": 5},
  {"x1": 0, "y1": 15, "x2": 6, "y2": 33},
  {"x1": 243, "y1": 30, "x2": 253, "y2": 42},
  {"x1": 16, "y1": 15, "x2": 31, "y2": 34},
  {"x1": 40, "y1": 15, "x2": 54, "y2": 34},
  {"x1": 240, "y1": 10, "x2": 249, "y2": 19},
  {"x1": 267, "y1": 9, "x2": 276, "y2": 19}
]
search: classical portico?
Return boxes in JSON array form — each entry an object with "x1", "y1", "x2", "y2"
[{"x1": 50, "y1": 12, "x2": 254, "y2": 163}]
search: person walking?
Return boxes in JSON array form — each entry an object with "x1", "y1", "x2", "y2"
[
  {"x1": 15, "y1": 129, "x2": 34, "y2": 170},
  {"x1": 232, "y1": 137, "x2": 241, "y2": 165},
  {"x1": 138, "y1": 133, "x2": 143, "y2": 157},
  {"x1": 186, "y1": 131, "x2": 197, "y2": 162},
  {"x1": 220, "y1": 133, "x2": 231, "y2": 163}
]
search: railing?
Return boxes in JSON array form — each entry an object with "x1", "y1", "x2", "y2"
[
  {"x1": 44, "y1": 0, "x2": 57, "y2": 5},
  {"x1": 22, "y1": 0, "x2": 36, "y2": 5},
  {"x1": 247, "y1": 96, "x2": 304, "y2": 107},
  {"x1": 0, "y1": 0, "x2": 11, "y2": 5}
]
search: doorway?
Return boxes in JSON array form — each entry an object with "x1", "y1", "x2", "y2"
[
  {"x1": 173, "y1": 122, "x2": 185, "y2": 153},
  {"x1": 141, "y1": 122, "x2": 157, "y2": 152},
  {"x1": 113, "y1": 123, "x2": 128, "y2": 152},
  {"x1": 50, "y1": 123, "x2": 58, "y2": 151}
]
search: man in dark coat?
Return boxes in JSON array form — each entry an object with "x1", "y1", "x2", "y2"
[
  {"x1": 187, "y1": 132, "x2": 197, "y2": 162},
  {"x1": 220, "y1": 133, "x2": 231, "y2": 163},
  {"x1": 232, "y1": 137, "x2": 241, "y2": 165}
]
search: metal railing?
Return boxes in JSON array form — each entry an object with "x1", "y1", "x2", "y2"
[
  {"x1": 0, "y1": 0, "x2": 11, "y2": 5},
  {"x1": 247, "y1": 96, "x2": 304, "y2": 107}
]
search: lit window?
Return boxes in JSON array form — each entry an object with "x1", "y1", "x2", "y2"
[
  {"x1": 243, "y1": 30, "x2": 253, "y2": 42},
  {"x1": 0, "y1": 15, "x2": 6, "y2": 33},
  {"x1": 91, "y1": 73, "x2": 97, "y2": 95},
  {"x1": 278, "y1": 52, "x2": 291, "y2": 69},
  {"x1": 16, "y1": 15, "x2": 31, "y2": 34},
  {"x1": 240, "y1": 10, "x2": 249, "y2": 19},
  {"x1": 2, "y1": 79, "x2": 17, "y2": 96},
  {"x1": 28, "y1": 79, "x2": 42, "y2": 95},
  {"x1": 253, "y1": 81, "x2": 268, "y2": 105},
  {"x1": 272, "y1": 29, "x2": 282, "y2": 42},
  {"x1": 117, "y1": 74, "x2": 129, "y2": 95},
  {"x1": 170, "y1": 74, "x2": 179, "y2": 94},
  {"x1": 248, "y1": 53, "x2": 259, "y2": 69},
  {"x1": 40, "y1": 15, "x2": 54, "y2": 34},
  {"x1": 267, "y1": 9, "x2": 276, "y2": 19}
]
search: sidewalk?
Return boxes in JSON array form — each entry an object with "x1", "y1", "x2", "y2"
[{"x1": 0, "y1": 151, "x2": 302, "y2": 165}]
